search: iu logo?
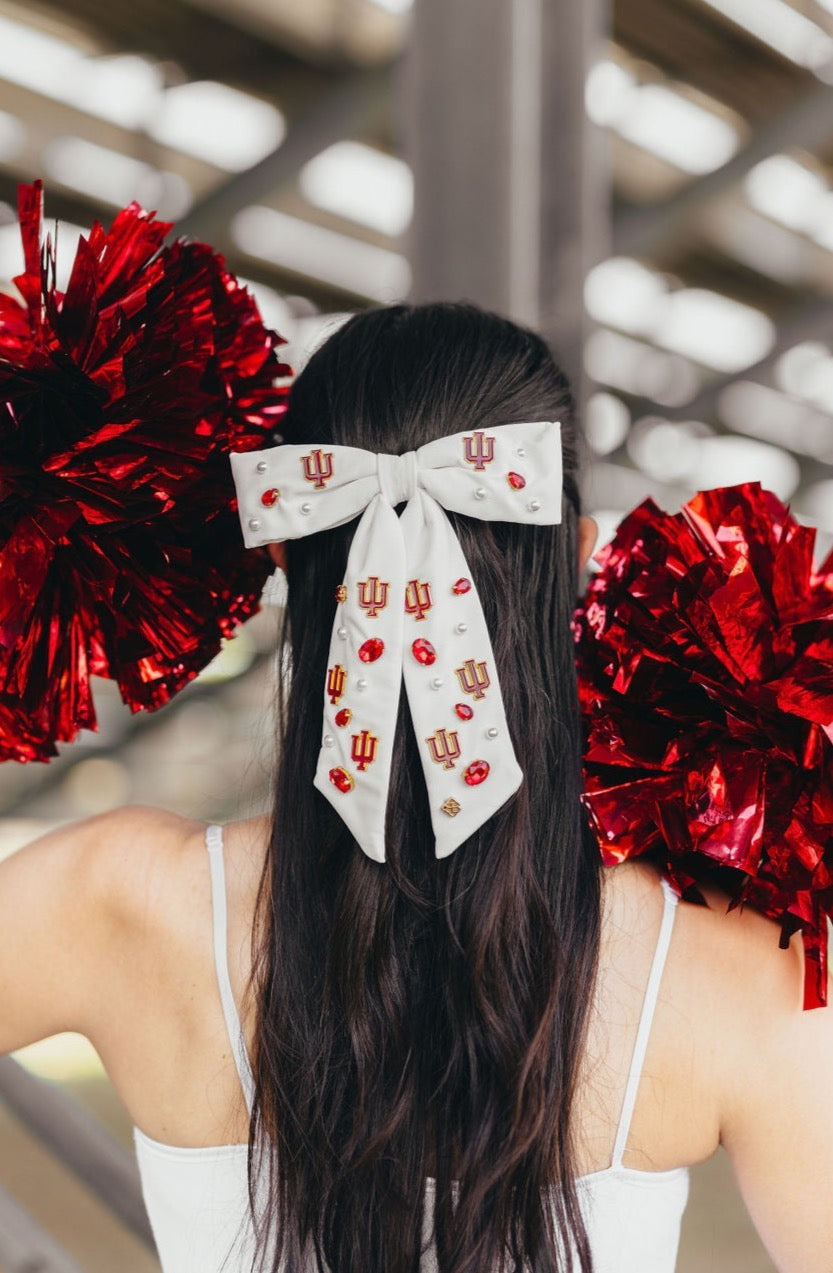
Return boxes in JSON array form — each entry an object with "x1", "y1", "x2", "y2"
[
  {"x1": 327, "y1": 663, "x2": 347, "y2": 705},
  {"x1": 351, "y1": 729, "x2": 379, "y2": 771},
  {"x1": 425, "y1": 728, "x2": 462, "y2": 770},
  {"x1": 405, "y1": 578, "x2": 433, "y2": 621},
  {"x1": 301, "y1": 449, "x2": 334, "y2": 489},
  {"x1": 463, "y1": 431, "x2": 495, "y2": 471},
  {"x1": 456, "y1": 659, "x2": 490, "y2": 700},
  {"x1": 358, "y1": 576, "x2": 389, "y2": 617}
]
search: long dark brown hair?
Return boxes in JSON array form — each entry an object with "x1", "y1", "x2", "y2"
[{"x1": 248, "y1": 303, "x2": 602, "y2": 1272}]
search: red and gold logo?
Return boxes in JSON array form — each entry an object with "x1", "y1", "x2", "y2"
[
  {"x1": 301, "y1": 449, "x2": 334, "y2": 489},
  {"x1": 463, "y1": 431, "x2": 495, "y2": 471},
  {"x1": 335, "y1": 584, "x2": 347, "y2": 604},
  {"x1": 425, "y1": 728, "x2": 462, "y2": 770},
  {"x1": 405, "y1": 578, "x2": 433, "y2": 621},
  {"x1": 351, "y1": 729, "x2": 379, "y2": 771},
  {"x1": 455, "y1": 659, "x2": 490, "y2": 700},
  {"x1": 327, "y1": 663, "x2": 347, "y2": 704},
  {"x1": 357, "y1": 576, "x2": 389, "y2": 617}
]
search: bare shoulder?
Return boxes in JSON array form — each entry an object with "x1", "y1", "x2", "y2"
[
  {"x1": 603, "y1": 859, "x2": 831, "y2": 1111},
  {"x1": 41, "y1": 805, "x2": 210, "y2": 961},
  {"x1": 89, "y1": 805, "x2": 209, "y2": 934},
  {"x1": 602, "y1": 855, "x2": 805, "y2": 1018},
  {"x1": 96, "y1": 807, "x2": 269, "y2": 993},
  {"x1": 660, "y1": 874, "x2": 833, "y2": 1270},
  {"x1": 0, "y1": 805, "x2": 202, "y2": 1054},
  {"x1": 596, "y1": 857, "x2": 821, "y2": 1195},
  {"x1": 88, "y1": 808, "x2": 268, "y2": 981},
  {"x1": 0, "y1": 803, "x2": 201, "y2": 934}
]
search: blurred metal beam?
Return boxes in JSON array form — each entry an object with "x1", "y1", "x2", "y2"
[
  {"x1": 0, "y1": 1057, "x2": 154, "y2": 1248},
  {"x1": 176, "y1": 64, "x2": 393, "y2": 247},
  {"x1": 614, "y1": 80, "x2": 833, "y2": 259},
  {"x1": 625, "y1": 295, "x2": 833, "y2": 428},
  {"x1": 404, "y1": 0, "x2": 610, "y2": 396},
  {"x1": 0, "y1": 1183, "x2": 87, "y2": 1273}
]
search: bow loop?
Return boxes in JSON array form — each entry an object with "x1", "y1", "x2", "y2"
[{"x1": 231, "y1": 421, "x2": 564, "y2": 862}]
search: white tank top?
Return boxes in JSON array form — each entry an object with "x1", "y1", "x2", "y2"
[{"x1": 134, "y1": 825, "x2": 689, "y2": 1272}]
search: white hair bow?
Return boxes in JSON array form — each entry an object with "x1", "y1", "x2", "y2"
[{"x1": 230, "y1": 421, "x2": 563, "y2": 863}]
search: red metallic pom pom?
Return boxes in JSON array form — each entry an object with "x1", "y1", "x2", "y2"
[
  {"x1": 0, "y1": 182, "x2": 291, "y2": 760},
  {"x1": 574, "y1": 482, "x2": 833, "y2": 1008}
]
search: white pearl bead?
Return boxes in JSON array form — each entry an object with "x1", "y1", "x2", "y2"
[
  {"x1": 357, "y1": 678, "x2": 367, "y2": 689},
  {"x1": 337, "y1": 627, "x2": 348, "y2": 639},
  {"x1": 323, "y1": 735, "x2": 335, "y2": 747},
  {"x1": 517, "y1": 447, "x2": 526, "y2": 458},
  {"x1": 529, "y1": 498, "x2": 541, "y2": 512},
  {"x1": 456, "y1": 622, "x2": 468, "y2": 634},
  {"x1": 256, "y1": 460, "x2": 268, "y2": 473},
  {"x1": 431, "y1": 676, "x2": 444, "y2": 689},
  {"x1": 300, "y1": 502, "x2": 311, "y2": 515},
  {"x1": 486, "y1": 726, "x2": 499, "y2": 739},
  {"x1": 248, "y1": 517, "x2": 261, "y2": 531},
  {"x1": 474, "y1": 487, "x2": 486, "y2": 500}
]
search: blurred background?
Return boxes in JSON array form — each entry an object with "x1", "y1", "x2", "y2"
[{"x1": 0, "y1": 0, "x2": 831, "y2": 1268}]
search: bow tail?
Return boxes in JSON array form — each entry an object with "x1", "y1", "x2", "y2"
[
  {"x1": 313, "y1": 495, "x2": 405, "y2": 863},
  {"x1": 400, "y1": 494, "x2": 523, "y2": 859}
]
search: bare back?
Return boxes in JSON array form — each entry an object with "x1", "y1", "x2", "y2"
[{"x1": 88, "y1": 813, "x2": 726, "y2": 1178}]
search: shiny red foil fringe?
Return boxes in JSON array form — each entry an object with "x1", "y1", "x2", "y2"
[
  {"x1": 0, "y1": 181, "x2": 291, "y2": 760},
  {"x1": 575, "y1": 482, "x2": 833, "y2": 1009}
]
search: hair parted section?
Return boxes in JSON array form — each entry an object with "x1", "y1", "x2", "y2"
[{"x1": 248, "y1": 302, "x2": 601, "y2": 1272}]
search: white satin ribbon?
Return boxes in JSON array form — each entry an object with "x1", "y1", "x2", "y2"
[{"x1": 230, "y1": 421, "x2": 563, "y2": 862}]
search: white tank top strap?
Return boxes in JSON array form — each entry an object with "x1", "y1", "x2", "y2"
[
  {"x1": 610, "y1": 875, "x2": 679, "y2": 1169},
  {"x1": 206, "y1": 823, "x2": 256, "y2": 1115}
]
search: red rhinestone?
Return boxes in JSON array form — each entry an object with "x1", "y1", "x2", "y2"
[
  {"x1": 358, "y1": 638, "x2": 384, "y2": 662},
  {"x1": 454, "y1": 703, "x2": 474, "y2": 721},
  {"x1": 329, "y1": 767, "x2": 354, "y2": 793},
  {"x1": 260, "y1": 487, "x2": 280, "y2": 506},
  {"x1": 507, "y1": 472, "x2": 526, "y2": 490},
  {"x1": 411, "y1": 638, "x2": 437, "y2": 666},
  {"x1": 463, "y1": 759, "x2": 490, "y2": 786},
  {"x1": 335, "y1": 708, "x2": 352, "y2": 727},
  {"x1": 452, "y1": 577, "x2": 471, "y2": 595}
]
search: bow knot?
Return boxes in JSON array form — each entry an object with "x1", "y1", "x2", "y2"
[
  {"x1": 377, "y1": 450, "x2": 418, "y2": 506},
  {"x1": 231, "y1": 421, "x2": 563, "y2": 863}
]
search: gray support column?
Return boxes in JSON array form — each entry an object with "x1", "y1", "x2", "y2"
[
  {"x1": 0, "y1": 1183, "x2": 87, "y2": 1273},
  {"x1": 403, "y1": 0, "x2": 610, "y2": 397},
  {"x1": 0, "y1": 1057, "x2": 154, "y2": 1248}
]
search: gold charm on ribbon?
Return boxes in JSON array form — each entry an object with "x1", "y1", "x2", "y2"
[
  {"x1": 358, "y1": 576, "x2": 390, "y2": 617},
  {"x1": 463, "y1": 431, "x2": 495, "y2": 470},
  {"x1": 327, "y1": 663, "x2": 347, "y2": 704},
  {"x1": 425, "y1": 728, "x2": 462, "y2": 770},
  {"x1": 405, "y1": 578, "x2": 433, "y2": 620},
  {"x1": 351, "y1": 729, "x2": 379, "y2": 771},
  {"x1": 301, "y1": 449, "x2": 334, "y2": 488},
  {"x1": 455, "y1": 658, "x2": 490, "y2": 700}
]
